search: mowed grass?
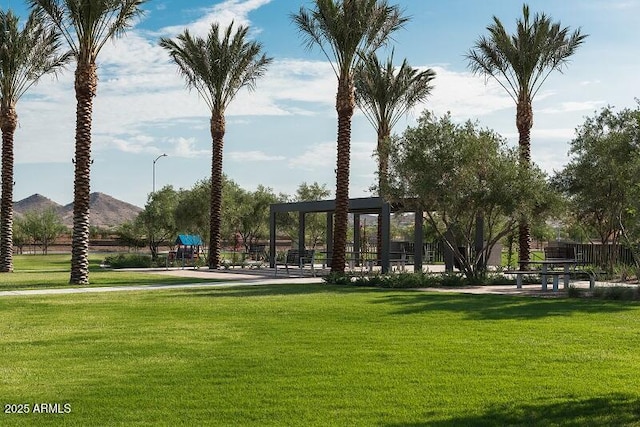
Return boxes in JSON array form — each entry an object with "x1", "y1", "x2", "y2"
[
  {"x1": 1, "y1": 254, "x2": 222, "y2": 291},
  {"x1": 1, "y1": 284, "x2": 640, "y2": 426}
]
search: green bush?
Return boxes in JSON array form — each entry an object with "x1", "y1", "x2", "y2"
[
  {"x1": 592, "y1": 286, "x2": 640, "y2": 301},
  {"x1": 323, "y1": 272, "x2": 354, "y2": 286},
  {"x1": 324, "y1": 271, "x2": 473, "y2": 288},
  {"x1": 104, "y1": 253, "x2": 152, "y2": 269}
]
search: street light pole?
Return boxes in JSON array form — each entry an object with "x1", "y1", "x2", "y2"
[{"x1": 153, "y1": 153, "x2": 168, "y2": 193}]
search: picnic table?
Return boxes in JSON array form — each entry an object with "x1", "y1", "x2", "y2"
[
  {"x1": 532, "y1": 259, "x2": 577, "y2": 291},
  {"x1": 506, "y1": 258, "x2": 599, "y2": 292}
]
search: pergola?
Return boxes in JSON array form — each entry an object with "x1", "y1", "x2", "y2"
[{"x1": 269, "y1": 197, "x2": 425, "y2": 273}]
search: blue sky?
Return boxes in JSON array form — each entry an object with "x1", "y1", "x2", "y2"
[{"x1": 7, "y1": 0, "x2": 640, "y2": 207}]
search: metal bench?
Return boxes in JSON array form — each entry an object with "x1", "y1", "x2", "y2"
[{"x1": 275, "y1": 249, "x2": 316, "y2": 277}]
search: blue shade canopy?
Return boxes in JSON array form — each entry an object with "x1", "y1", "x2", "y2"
[{"x1": 175, "y1": 234, "x2": 203, "y2": 246}]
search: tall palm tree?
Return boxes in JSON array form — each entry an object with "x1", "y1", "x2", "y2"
[
  {"x1": 0, "y1": 9, "x2": 68, "y2": 273},
  {"x1": 355, "y1": 51, "x2": 435, "y2": 193},
  {"x1": 292, "y1": 0, "x2": 407, "y2": 274},
  {"x1": 160, "y1": 23, "x2": 272, "y2": 269},
  {"x1": 354, "y1": 51, "x2": 435, "y2": 264},
  {"x1": 30, "y1": 0, "x2": 147, "y2": 284},
  {"x1": 466, "y1": 3, "x2": 586, "y2": 267}
]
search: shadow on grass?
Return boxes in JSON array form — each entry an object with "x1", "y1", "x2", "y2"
[
  {"x1": 173, "y1": 285, "x2": 637, "y2": 319},
  {"x1": 389, "y1": 394, "x2": 640, "y2": 427},
  {"x1": 377, "y1": 291, "x2": 637, "y2": 320}
]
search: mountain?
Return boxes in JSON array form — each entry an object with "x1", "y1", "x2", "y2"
[
  {"x1": 14, "y1": 192, "x2": 142, "y2": 229},
  {"x1": 14, "y1": 194, "x2": 64, "y2": 216}
]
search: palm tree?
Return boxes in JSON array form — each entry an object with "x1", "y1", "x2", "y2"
[
  {"x1": 0, "y1": 9, "x2": 68, "y2": 273},
  {"x1": 160, "y1": 23, "x2": 272, "y2": 269},
  {"x1": 466, "y1": 3, "x2": 586, "y2": 267},
  {"x1": 355, "y1": 51, "x2": 435, "y2": 193},
  {"x1": 30, "y1": 0, "x2": 147, "y2": 284},
  {"x1": 292, "y1": 0, "x2": 407, "y2": 274},
  {"x1": 354, "y1": 51, "x2": 435, "y2": 264}
]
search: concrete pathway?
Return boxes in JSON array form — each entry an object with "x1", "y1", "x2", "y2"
[
  {"x1": 0, "y1": 265, "x2": 620, "y2": 298},
  {"x1": 0, "y1": 268, "x2": 323, "y2": 297}
]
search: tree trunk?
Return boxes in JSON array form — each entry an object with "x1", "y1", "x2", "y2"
[
  {"x1": 516, "y1": 97, "x2": 533, "y2": 268},
  {"x1": 0, "y1": 106, "x2": 17, "y2": 272},
  {"x1": 331, "y1": 76, "x2": 355, "y2": 274},
  {"x1": 376, "y1": 129, "x2": 390, "y2": 266},
  {"x1": 70, "y1": 63, "x2": 97, "y2": 285},
  {"x1": 208, "y1": 111, "x2": 225, "y2": 269}
]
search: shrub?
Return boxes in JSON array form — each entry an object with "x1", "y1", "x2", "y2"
[
  {"x1": 324, "y1": 271, "x2": 473, "y2": 288},
  {"x1": 104, "y1": 253, "x2": 152, "y2": 269},
  {"x1": 323, "y1": 272, "x2": 354, "y2": 286},
  {"x1": 438, "y1": 272, "x2": 468, "y2": 287},
  {"x1": 613, "y1": 264, "x2": 636, "y2": 282},
  {"x1": 592, "y1": 286, "x2": 640, "y2": 301}
]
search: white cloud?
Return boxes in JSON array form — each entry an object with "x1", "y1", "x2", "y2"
[
  {"x1": 111, "y1": 135, "x2": 156, "y2": 154},
  {"x1": 172, "y1": 137, "x2": 208, "y2": 158},
  {"x1": 288, "y1": 142, "x2": 336, "y2": 170},
  {"x1": 264, "y1": 59, "x2": 336, "y2": 105},
  {"x1": 533, "y1": 128, "x2": 577, "y2": 140},
  {"x1": 412, "y1": 66, "x2": 514, "y2": 118},
  {"x1": 157, "y1": 0, "x2": 272, "y2": 38},
  {"x1": 227, "y1": 150, "x2": 285, "y2": 162},
  {"x1": 539, "y1": 101, "x2": 604, "y2": 114}
]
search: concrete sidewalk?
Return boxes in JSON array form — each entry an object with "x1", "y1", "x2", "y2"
[
  {"x1": 0, "y1": 271, "x2": 324, "y2": 297},
  {"x1": 0, "y1": 265, "x2": 618, "y2": 298}
]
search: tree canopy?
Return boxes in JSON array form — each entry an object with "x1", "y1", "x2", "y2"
[
  {"x1": 385, "y1": 111, "x2": 556, "y2": 280},
  {"x1": 553, "y1": 102, "x2": 640, "y2": 270}
]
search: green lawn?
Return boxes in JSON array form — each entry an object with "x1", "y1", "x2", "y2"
[
  {"x1": 1, "y1": 284, "x2": 639, "y2": 426},
  {"x1": 1, "y1": 254, "x2": 222, "y2": 291}
]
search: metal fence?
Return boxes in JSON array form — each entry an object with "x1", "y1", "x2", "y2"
[{"x1": 548, "y1": 241, "x2": 636, "y2": 266}]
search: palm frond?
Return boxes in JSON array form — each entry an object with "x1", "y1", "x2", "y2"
[
  {"x1": 292, "y1": 0, "x2": 407, "y2": 81},
  {"x1": 466, "y1": 3, "x2": 587, "y2": 103},
  {"x1": 0, "y1": 8, "x2": 69, "y2": 108},
  {"x1": 29, "y1": 0, "x2": 147, "y2": 64},
  {"x1": 160, "y1": 22, "x2": 273, "y2": 114},
  {"x1": 355, "y1": 51, "x2": 435, "y2": 135}
]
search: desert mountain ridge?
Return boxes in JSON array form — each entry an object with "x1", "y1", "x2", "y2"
[{"x1": 14, "y1": 192, "x2": 143, "y2": 229}]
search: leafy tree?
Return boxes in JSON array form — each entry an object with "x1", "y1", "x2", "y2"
[
  {"x1": 137, "y1": 186, "x2": 179, "y2": 260},
  {"x1": 12, "y1": 215, "x2": 28, "y2": 255},
  {"x1": 386, "y1": 111, "x2": 555, "y2": 282},
  {"x1": 115, "y1": 220, "x2": 145, "y2": 252},
  {"x1": 160, "y1": 23, "x2": 272, "y2": 269},
  {"x1": 234, "y1": 186, "x2": 278, "y2": 252},
  {"x1": 298, "y1": 182, "x2": 331, "y2": 249},
  {"x1": 466, "y1": 3, "x2": 587, "y2": 267},
  {"x1": 292, "y1": 0, "x2": 407, "y2": 273},
  {"x1": 552, "y1": 104, "x2": 640, "y2": 270},
  {"x1": 220, "y1": 178, "x2": 244, "y2": 251},
  {"x1": 21, "y1": 208, "x2": 67, "y2": 254},
  {"x1": 175, "y1": 179, "x2": 210, "y2": 239},
  {"x1": 0, "y1": 9, "x2": 68, "y2": 272},
  {"x1": 31, "y1": 0, "x2": 148, "y2": 284},
  {"x1": 281, "y1": 182, "x2": 331, "y2": 248}
]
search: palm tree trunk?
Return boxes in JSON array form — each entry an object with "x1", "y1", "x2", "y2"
[
  {"x1": 0, "y1": 106, "x2": 17, "y2": 273},
  {"x1": 208, "y1": 112, "x2": 225, "y2": 269},
  {"x1": 516, "y1": 98, "x2": 533, "y2": 268},
  {"x1": 70, "y1": 63, "x2": 97, "y2": 285},
  {"x1": 331, "y1": 76, "x2": 355, "y2": 274},
  {"x1": 376, "y1": 129, "x2": 390, "y2": 266}
]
